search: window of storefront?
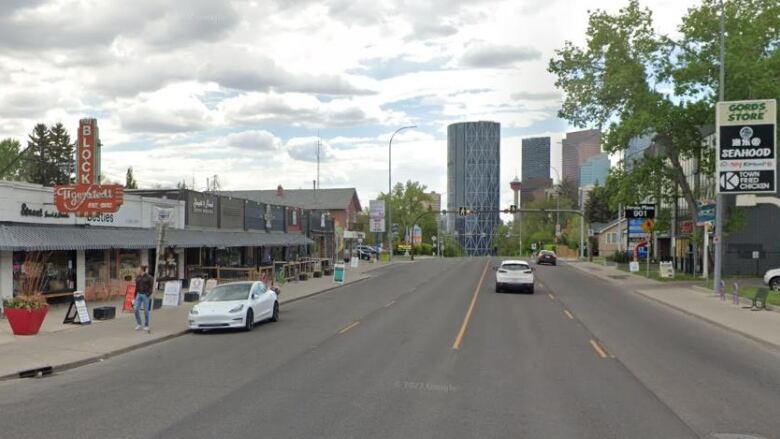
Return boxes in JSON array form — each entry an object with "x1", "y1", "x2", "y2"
[
  {"x1": 13, "y1": 251, "x2": 76, "y2": 296},
  {"x1": 84, "y1": 249, "x2": 140, "y2": 301},
  {"x1": 215, "y1": 247, "x2": 243, "y2": 267}
]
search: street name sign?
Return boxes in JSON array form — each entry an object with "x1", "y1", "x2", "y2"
[
  {"x1": 716, "y1": 99, "x2": 777, "y2": 194},
  {"x1": 625, "y1": 204, "x2": 656, "y2": 219}
]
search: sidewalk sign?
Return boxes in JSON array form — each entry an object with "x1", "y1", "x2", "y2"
[
  {"x1": 350, "y1": 257, "x2": 359, "y2": 268},
  {"x1": 629, "y1": 261, "x2": 640, "y2": 273},
  {"x1": 162, "y1": 280, "x2": 182, "y2": 307},
  {"x1": 333, "y1": 263, "x2": 345, "y2": 284},
  {"x1": 63, "y1": 291, "x2": 91, "y2": 325},
  {"x1": 122, "y1": 284, "x2": 136, "y2": 312},
  {"x1": 204, "y1": 279, "x2": 218, "y2": 295},
  {"x1": 189, "y1": 278, "x2": 204, "y2": 296},
  {"x1": 659, "y1": 261, "x2": 674, "y2": 279}
]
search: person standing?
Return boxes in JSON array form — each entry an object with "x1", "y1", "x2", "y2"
[{"x1": 134, "y1": 265, "x2": 154, "y2": 333}]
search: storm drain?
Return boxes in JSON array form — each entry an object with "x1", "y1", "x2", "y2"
[{"x1": 18, "y1": 366, "x2": 53, "y2": 378}]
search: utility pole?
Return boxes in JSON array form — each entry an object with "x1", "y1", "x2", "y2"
[
  {"x1": 317, "y1": 132, "x2": 321, "y2": 190},
  {"x1": 713, "y1": 0, "x2": 726, "y2": 291},
  {"x1": 387, "y1": 126, "x2": 416, "y2": 263}
]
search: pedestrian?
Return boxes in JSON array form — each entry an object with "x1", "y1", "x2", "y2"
[{"x1": 133, "y1": 265, "x2": 154, "y2": 333}]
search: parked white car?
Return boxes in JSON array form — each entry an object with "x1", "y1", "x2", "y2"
[
  {"x1": 189, "y1": 281, "x2": 278, "y2": 332},
  {"x1": 763, "y1": 268, "x2": 780, "y2": 291},
  {"x1": 495, "y1": 260, "x2": 535, "y2": 294}
]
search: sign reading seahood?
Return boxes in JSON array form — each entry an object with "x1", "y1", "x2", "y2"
[{"x1": 716, "y1": 99, "x2": 777, "y2": 194}]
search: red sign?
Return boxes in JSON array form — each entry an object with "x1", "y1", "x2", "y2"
[
  {"x1": 123, "y1": 284, "x2": 136, "y2": 312},
  {"x1": 680, "y1": 220, "x2": 694, "y2": 234},
  {"x1": 54, "y1": 184, "x2": 124, "y2": 215},
  {"x1": 77, "y1": 119, "x2": 98, "y2": 184}
]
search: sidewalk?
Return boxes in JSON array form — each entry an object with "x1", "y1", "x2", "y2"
[
  {"x1": 0, "y1": 260, "x2": 398, "y2": 380},
  {"x1": 566, "y1": 260, "x2": 780, "y2": 349}
]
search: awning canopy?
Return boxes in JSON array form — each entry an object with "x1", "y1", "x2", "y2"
[{"x1": 0, "y1": 224, "x2": 311, "y2": 252}]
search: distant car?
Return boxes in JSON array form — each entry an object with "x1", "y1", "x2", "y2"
[
  {"x1": 495, "y1": 260, "x2": 535, "y2": 294},
  {"x1": 189, "y1": 281, "x2": 278, "y2": 332},
  {"x1": 537, "y1": 250, "x2": 557, "y2": 265},
  {"x1": 763, "y1": 268, "x2": 780, "y2": 290},
  {"x1": 357, "y1": 249, "x2": 372, "y2": 260},
  {"x1": 357, "y1": 245, "x2": 380, "y2": 254}
]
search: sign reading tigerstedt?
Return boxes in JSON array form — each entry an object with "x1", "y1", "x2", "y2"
[{"x1": 716, "y1": 99, "x2": 777, "y2": 194}]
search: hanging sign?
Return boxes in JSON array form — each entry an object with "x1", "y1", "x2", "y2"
[
  {"x1": 54, "y1": 184, "x2": 124, "y2": 215},
  {"x1": 716, "y1": 99, "x2": 777, "y2": 194},
  {"x1": 77, "y1": 118, "x2": 99, "y2": 184}
]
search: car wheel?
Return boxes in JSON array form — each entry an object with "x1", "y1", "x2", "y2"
[
  {"x1": 770, "y1": 277, "x2": 780, "y2": 291},
  {"x1": 495, "y1": 284, "x2": 501, "y2": 293},
  {"x1": 244, "y1": 309, "x2": 254, "y2": 331},
  {"x1": 270, "y1": 302, "x2": 279, "y2": 322}
]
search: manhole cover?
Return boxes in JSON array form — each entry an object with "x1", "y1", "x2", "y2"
[
  {"x1": 712, "y1": 434, "x2": 768, "y2": 439},
  {"x1": 608, "y1": 275, "x2": 629, "y2": 280}
]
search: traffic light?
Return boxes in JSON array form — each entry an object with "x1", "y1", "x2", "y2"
[
  {"x1": 458, "y1": 207, "x2": 467, "y2": 216},
  {"x1": 509, "y1": 204, "x2": 518, "y2": 214}
]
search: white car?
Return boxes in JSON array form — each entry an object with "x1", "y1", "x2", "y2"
[
  {"x1": 189, "y1": 281, "x2": 278, "y2": 332},
  {"x1": 763, "y1": 268, "x2": 780, "y2": 291},
  {"x1": 495, "y1": 260, "x2": 535, "y2": 294}
]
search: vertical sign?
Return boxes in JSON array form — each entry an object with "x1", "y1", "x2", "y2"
[
  {"x1": 369, "y1": 200, "x2": 385, "y2": 233},
  {"x1": 77, "y1": 118, "x2": 99, "y2": 184},
  {"x1": 716, "y1": 99, "x2": 776, "y2": 194}
]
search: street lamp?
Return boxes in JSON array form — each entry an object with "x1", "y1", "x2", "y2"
[
  {"x1": 550, "y1": 166, "x2": 562, "y2": 240},
  {"x1": 387, "y1": 125, "x2": 416, "y2": 262}
]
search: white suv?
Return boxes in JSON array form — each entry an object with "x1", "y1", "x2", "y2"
[{"x1": 495, "y1": 260, "x2": 535, "y2": 294}]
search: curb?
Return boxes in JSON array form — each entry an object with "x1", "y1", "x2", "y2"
[
  {"x1": 1, "y1": 273, "x2": 380, "y2": 382},
  {"x1": 564, "y1": 261, "x2": 780, "y2": 351}
]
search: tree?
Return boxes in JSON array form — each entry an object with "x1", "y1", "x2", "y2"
[
  {"x1": 378, "y1": 180, "x2": 436, "y2": 246},
  {"x1": 48, "y1": 122, "x2": 74, "y2": 185},
  {"x1": 556, "y1": 177, "x2": 579, "y2": 207},
  {"x1": 125, "y1": 167, "x2": 138, "y2": 189},
  {"x1": 0, "y1": 138, "x2": 22, "y2": 180},
  {"x1": 585, "y1": 185, "x2": 616, "y2": 224}
]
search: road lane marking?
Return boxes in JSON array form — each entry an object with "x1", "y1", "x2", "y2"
[
  {"x1": 548, "y1": 293, "x2": 555, "y2": 300},
  {"x1": 589, "y1": 339, "x2": 609, "y2": 359},
  {"x1": 563, "y1": 310, "x2": 574, "y2": 320},
  {"x1": 338, "y1": 321, "x2": 360, "y2": 334},
  {"x1": 384, "y1": 300, "x2": 396, "y2": 307},
  {"x1": 452, "y1": 260, "x2": 490, "y2": 350}
]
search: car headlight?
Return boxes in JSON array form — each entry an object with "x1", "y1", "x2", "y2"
[
  {"x1": 190, "y1": 307, "x2": 199, "y2": 315},
  {"x1": 229, "y1": 304, "x2": 244, "y2": 313}
]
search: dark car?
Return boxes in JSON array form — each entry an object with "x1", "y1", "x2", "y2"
[{"x1": 536, "y1": 250, "x2": 557, "y2": 265}]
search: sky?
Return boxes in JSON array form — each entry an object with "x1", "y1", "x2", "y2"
[{"x1": 0, "y1": 0, "x2": 700, "y2": 210}]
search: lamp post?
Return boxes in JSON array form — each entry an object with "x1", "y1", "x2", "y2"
[
  {"x1": 387, "y1": 125, "x2": 416, "y2": 262},
  {"x1": 713, "y1": 0, "x2": 726, "y2": 291},
  {"x1": 550, "y1": 166, "x2": 562, "y2": 241}
]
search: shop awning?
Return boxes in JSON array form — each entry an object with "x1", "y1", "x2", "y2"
[{"x1": 0, "y1": 224, "x2": 312, "y2": 251}]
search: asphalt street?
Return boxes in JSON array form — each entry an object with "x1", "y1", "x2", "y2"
[{"x1": 0, "y1": 258, "x2": 778, "y2": 439}]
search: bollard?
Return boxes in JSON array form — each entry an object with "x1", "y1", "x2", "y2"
[
  {"x1": 718, "y1": 280, "x2": 726, "y2": 301},
  {"x1": 732, "y1": 282, "x2": 740, "y2": 305}
]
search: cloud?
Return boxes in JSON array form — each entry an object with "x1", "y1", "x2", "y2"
[
  {"x1": 219, "y1": 92, "x2": 391, "y2": 128},
  {"x1": 459, "y1": 42, "x2": 541, "y2": 68},
  {"x1": 224, "y1": 130, "x2": 282, "y2": 151},
  {"x1": 117, "y1": 83, "x2": 216, "y2": 133},
  {"x1": 511, "y1": 91, "x2": 561, "y2": 101},
  {"x1": 285, "y1": 137, "x2": 335, "y2": 162}
]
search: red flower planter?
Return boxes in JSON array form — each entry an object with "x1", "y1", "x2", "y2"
[{"x1": 5, "y1": 307, "x2": 48, "y2": 335}]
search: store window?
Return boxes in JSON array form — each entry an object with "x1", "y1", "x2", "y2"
[
  {"x1": 215, "y1": 247, "x2": 243, "y2": 267},
  {"x1": 13, "y1": 251, "x2": 76, "y2": 296},
  {"x1": 85, "y1": 249, "x2": 140, "y2": 301}
]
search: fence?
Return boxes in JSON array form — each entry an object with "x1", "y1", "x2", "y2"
[{"x1": 187, "y1": 258, "x2": 326, "y2": 286}]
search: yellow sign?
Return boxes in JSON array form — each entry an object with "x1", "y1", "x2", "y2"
[
  {"x1": 398, "y1": 244, "x2": 412, "y2": 250},
  {"x1": 641, "y1": 219, "x2": 655, "y2": 233}
]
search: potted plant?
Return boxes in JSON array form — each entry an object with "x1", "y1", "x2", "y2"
[{"x1": 3, "y1": 293, "x2": 48, "y2": 336}]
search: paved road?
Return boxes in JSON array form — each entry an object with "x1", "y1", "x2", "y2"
[{"x1": 0, "y1": 258, "x2": 778, "y2": 438}]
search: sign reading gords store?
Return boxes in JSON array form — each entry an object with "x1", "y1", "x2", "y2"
[
  {"x1": 716, "y1": 99, "x2": 777, "y2": 194},
  {"x1": 54, "y1": 119, "x2": 124, "y2": 215}
]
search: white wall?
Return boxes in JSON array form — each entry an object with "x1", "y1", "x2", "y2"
[{"x1": 0, "y1": 251, "x2": 12, "y2": 301}]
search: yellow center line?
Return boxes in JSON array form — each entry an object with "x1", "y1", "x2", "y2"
[
  {"x1": 384, "y1": 300, "x2": 396, "y2": 307},
  {"x1": 548, "y1": 293, "x2": 555, "y2": 300},
  {"x1": 452, "y1": 260, "x2": 490, "y2": 350},
  {"x1": 338, "y1": 321, "x2": 360, "y2": 334},
  {"x1": 589, "y1": 339, "x2": 609, "y2": 359},
  {"x1": 563, "y1": 309, "x2": 574, "y2": 320}
]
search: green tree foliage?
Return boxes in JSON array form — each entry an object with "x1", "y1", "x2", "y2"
[
  {"x1": 125, "y1": 167, "x2": 138, "y2": 189},
  {"x1": 378, "y1": 180, "x2": 436, "y2": 245},
  {"x1": 584, "y1": 185, "x2": 617, "y2": 224},
  {"x1": 556, "y1": 177, "x2": 579, "y2": 207},
  {"x1": 0, "y1": 138, "x2": 22, "y2": 180},
  {"x1": 18, "y1": 123, "x2": 74, "y2": 186}
]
